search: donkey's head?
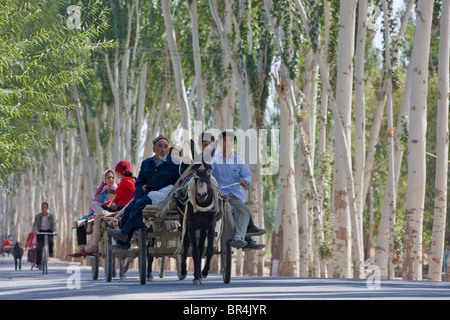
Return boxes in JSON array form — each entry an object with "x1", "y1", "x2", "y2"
[
  {"x1": 189, "y1": 139, "x2": 218, "y2": 207},
  {"x1": 191, "y1": 162, "x2": 211, "y2": 203}
]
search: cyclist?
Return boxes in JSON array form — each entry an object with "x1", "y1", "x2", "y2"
[{"x1": 32, "y1": 202, "x2": 57, "y2": 269}]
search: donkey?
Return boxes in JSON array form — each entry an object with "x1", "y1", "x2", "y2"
[
  {"x1": 12, "y1": 242, "x2": 24, "y2": 271},
  {"x1": 178, "y1": 140, "x2": 220, "y2": 285}
]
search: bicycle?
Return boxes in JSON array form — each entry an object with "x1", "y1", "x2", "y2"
[{"x1": 36, "y1": 232, "x2": 56, "y2": 274}]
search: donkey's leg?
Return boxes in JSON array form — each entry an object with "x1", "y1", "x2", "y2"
[
  {"x1": 198, "y1": 229, "x2": 207, "y2": 260},
  {"x1": 118, "y1": 258, "x2": 125, "y2": 279},
  {"x1": 197, "y1": 229, "x2": 208, "y2": 278},
  {"x1": 147, "y1": 225, "x2": 156, "y2": 281},
  {"x1": 202, "y1": 224, "x2": 215, "y2": 278},
  {"x1": 180, "y1": 231, "x2": 190, "y2": 280},
  {"x1": 147, "y1": 229, "x2": 156, "y2": 281},
  {"x1": 190, "y1": 228, "x2": 202, "y2": 284}
]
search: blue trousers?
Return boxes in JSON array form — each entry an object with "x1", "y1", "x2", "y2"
[{"x1": 118, "y1": 195, "x2": 152, "y2": 244}]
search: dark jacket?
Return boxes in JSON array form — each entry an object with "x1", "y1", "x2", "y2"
[{"x1": 134, "y1": 155, "x2": 187, "y2": 200}]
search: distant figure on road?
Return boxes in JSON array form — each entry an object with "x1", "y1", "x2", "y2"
[
  {"x1": 26, "y1": 231, "x2": 37, "y2": 269},
  {"x1": 12, "y1": 242, "x2": 24, "y2": 271},
  {"x1": 32, "y1": 202, "x2": 57, "y2": 269},
  {"x1": 1, "y1": 236, "x2": 12, "y2": 256}
]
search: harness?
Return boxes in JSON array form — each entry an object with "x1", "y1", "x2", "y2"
[
  {"x1": 175, "y1": 171, "x2": 221, "y2": 256},
  {"x1": 187, "y1": 174, "x2": 220, "y2": 213}
]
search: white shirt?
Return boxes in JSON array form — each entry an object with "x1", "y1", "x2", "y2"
[
  {"x1": 40, "y1": 215, "x2": 51, "y2": 230},
  {"x1": 211, "y1": 152, "x2": 252, "y2": 203}
]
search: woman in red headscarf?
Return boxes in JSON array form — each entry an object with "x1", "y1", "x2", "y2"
[
  {"x1": 109, "y1": 160, "x2": 135, "y2": 211},
  {"x1": 69, "y1": 161, "x2": 135, "y2": 257}
]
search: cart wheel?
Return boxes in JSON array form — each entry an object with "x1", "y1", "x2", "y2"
[
  {"x1": 138, "y1": 226, "x2": 147, "y2": 285},
  {"x1": 159, "y1": 256, "x2": 166, "y2": 278},
  {"x1": 91, "y1": 255, "x2": 99, "y2": 280},
  {"x1": 42, "y1": 246, "x2": 48, "y2": 275},
  {"x1": 105, "y1": 233, "x2": 113, "y2": 282},
  {"x1": 221, "y1": 239, "x2": 232, "y2": 284}
]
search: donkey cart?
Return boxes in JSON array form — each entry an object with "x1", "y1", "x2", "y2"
[{"x1": 108, "y1": 165, "x2": 234, "y2": 285}]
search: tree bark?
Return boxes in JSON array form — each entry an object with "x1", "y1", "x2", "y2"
[
  {"x1": 294, "y1": 0, "x2": 363, "y2": 278},
  {"x1": 187, "y1": 0, "x2": 205, "y2": 126},
  {"x1": 73, "y1": 84, "x2": 94, "y2": 198},
  {"x1": 273, "y1": 69, "x2": 300, "y2": 277},
  {"x1": 428, "y1": 0, "x2": 449, "y2": 281},
  {"x1": 331, "y1": 0, "x2": 360, "y2": 278},
  {"x1": 161, "y1": 0, "x2": 191, "y2": 136},
  {"x1": 375, "y1": 0, "x2": 398, "y2": 279},
  {"x1": 209, "y1": 0, "x2": 252, "y2": 131},
  {"x1": 403, "y1": 0, "x2": 434, "y2": 281}
]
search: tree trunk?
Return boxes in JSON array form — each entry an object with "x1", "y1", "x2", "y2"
[
  {"x1": 73, "y1": 85, "x2": 94, "y2": 198},
  {"x1": 161, "y1": 0, "x2": 191, "y2": 136},
  {"x1": 272, "y1": 68, "x2": 300, "y2": 277},
  {"x1": 105, "y1": 49, "x2": 122, "y2": 167},
  {"x1": 316, "y1": 0, "x2": 331, "y2": 278},
  {"x1": 428, "y1": 0, "x2": 449, "y2": 281},
  {"x1": 212, "y1": 0, "x2": 236, "y2": 131},
  {"x1": 353, "y1": 0, "x2": 368, "y2": 248},
  {"x1": 134, "y1": 60, "x2": 148, "y2": 168},
  {"x1": 209, "y1": 0, "x2": 252, "y2": 131},
  {"x1": 297, "y1": 51, "x2": 318, "y2": 277},
  {"x1": 375, "y1": 0, "x2": 398, "y2": 280},
  {"x1": 187, "y1": 0, "x2": 205, "y2": 125},
  {"x1": 403, "y1": 0, "x2": 434, "y2": 281},
  {"x1": 294, "y1": 0, "x2": 363, "y2": 278},
  {"x1": 332, "y1": 0, "x2": 359, "y2": 279}
]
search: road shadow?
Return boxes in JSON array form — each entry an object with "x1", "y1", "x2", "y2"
[{"x1": 1, "y1": 257, "x2": 450, "y2": 300}]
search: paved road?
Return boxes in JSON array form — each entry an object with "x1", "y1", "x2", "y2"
[{"x1": 1, "y1": 255, "x2": 450, "y2": 300}]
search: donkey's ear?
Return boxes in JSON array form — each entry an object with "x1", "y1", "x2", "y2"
[
  {"x1": 202, "y1": 139, "x2": 219, "y2": 163},
  {"x1": 190, "y1": 139, "x2": 196, "y2": 160},
  {"x1": 210, "y1": 139, "x2": 219, "y2": 158},
  {"x1": 190, "y1": 139, "x2": 202, "y2": 163}
]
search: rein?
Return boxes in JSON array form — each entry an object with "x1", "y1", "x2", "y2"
[{"x1": 211, "y1": 181, "x2": 249, "y2": 192}]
